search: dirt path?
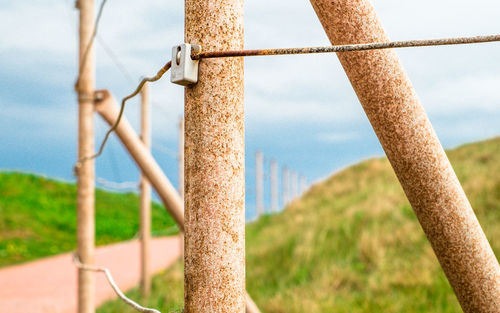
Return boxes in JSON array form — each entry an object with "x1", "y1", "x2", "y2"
[{"x1": 0, "y1": 236, "x2": 181, "y2": 313}]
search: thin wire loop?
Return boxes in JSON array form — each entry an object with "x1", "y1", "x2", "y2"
[
  {"x1": 74, "y1": 61, "x2": 172, "y2": 172},
  {"x1": 73, "y1": 253, "x2": 161, "y2": 313}
]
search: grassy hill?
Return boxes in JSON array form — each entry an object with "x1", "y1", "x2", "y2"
[
  {"x1": 98, "y1": 137, "x2": 500, "y2": 313},
  {"x1": 0, "y1": 172, "x2": 178, "y2": 267}
]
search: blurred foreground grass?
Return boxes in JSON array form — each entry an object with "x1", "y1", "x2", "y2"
[
  {"x1": 0, "y1": 172, "x2": 178, "y2": 267},
  {"x1": 99, "y1": 137, "x2": 499, "y2": 313}
]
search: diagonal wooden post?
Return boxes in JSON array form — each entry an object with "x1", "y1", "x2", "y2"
[
  {"x1": 184, "y1": 0, "x2": 245, "y2": 310},
  {"x1": 76, "y1": 0, "x2": 95, "y2": 312},
  {"x1": 139, "y1": 83, "x2": 151, "y2": 298},
  {"x1": 310, "y1": 1, "x2": 500, "y2": 311}
]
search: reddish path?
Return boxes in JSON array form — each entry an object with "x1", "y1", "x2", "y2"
[{"x1": 0, "y1": 236, "x2": 181, "y2": 313}]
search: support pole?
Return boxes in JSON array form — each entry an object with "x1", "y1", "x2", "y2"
[
  {"x1": 139, "y1": 83, "x2": 151, "y2": 298},
  {"x1": 95, "y1": 91, "x2": 260, "y2": 313},
  {"x1": 310, "y1": 1, "x2": 500, "y2": 311},
  {"x1": 184, "y1": 0, "x2": 245, "y2": 310},
  {"x1": 255, "y1": 151, "x2": 264, "y2": 216},
  {"x1": 282, "y1": 167, "x2": 289, "y2": 207},
  {"x1": 270, "y1": 159, "x2": 278, "y2": 213},
  {"x1": 95, "y1": 91, "x2": 184, "y2": 229},
  {"x1": 178, "y1": 116, "x2": 184, "y2": 201},
  {"x1": 76, "y1": 0, "x2": 95, "y2": 312}
]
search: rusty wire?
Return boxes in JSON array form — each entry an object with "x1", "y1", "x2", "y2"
[
  {"x1": 72, "y1": 253, "x2": 161, "y2": 313},
  {"x1": 192, "y1": 34, "x2": 500, "y2": 59},
  {"x1": 75, "y1": 61, "x2": 172, "y2": 172},
  {"x1": 75, "y1": 33, "x2": 500, "y2": 169}
]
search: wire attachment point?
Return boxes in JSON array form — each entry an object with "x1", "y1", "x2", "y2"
[{"x1": 171, "y1": 43, "x2": 201, "y2": 86}]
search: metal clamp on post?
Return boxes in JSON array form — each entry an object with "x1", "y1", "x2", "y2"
[{"x1": 171, "y1": 43, "x2": 201, "y2": 86}]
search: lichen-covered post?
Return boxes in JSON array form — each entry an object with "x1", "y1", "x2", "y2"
[
  {"x1": 184, "y1": 0, "x2": 245, "y2": 311},
  {"x1": 270, "y1": 159, "x2": 278, "y2": 212},
  {"x1": 139, "y1": 83, "x2": 151, "y2": 298},
  {"x1": 76, "y1": 0, "x2": 95, "y2": 312},
  {"x1": 256, "y1": 151, "x2": 264, "y2": 216},
  {"x1": 310, "y1": 0, "x2": 500, "y2": 311}
]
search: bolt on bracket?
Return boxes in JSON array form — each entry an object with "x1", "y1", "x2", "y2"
[{"x1": 171, "y1": 43, "x2": 202, "y2": 86}]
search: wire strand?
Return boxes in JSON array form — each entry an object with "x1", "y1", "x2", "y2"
[
  {"x1": 75, "y1": 0, "x2": 109, "y2": 91},
  {"x1": 74, "y1": 60, "x2": 172, "y2": 172},
  {"x1": 72, "y1": 253, "x2": 161, "y2": 313},
  {"x1": 192, "y1": 34, "x2": 500, "y2": 59}
]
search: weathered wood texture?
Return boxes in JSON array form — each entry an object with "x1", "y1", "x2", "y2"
[
  {"x1": 184, "y1": 0, "x2": 245, "y2": 311},
  {"x1": 310, "y1": 0, "x2": 500, "y2": 311}
]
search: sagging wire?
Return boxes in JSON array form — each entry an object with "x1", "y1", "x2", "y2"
[
  {"x1": 74, "y1": 60, "x2": 172, "y2": 173},
  {"x1": 76, "y1": 33, "x2": 500, "y2": 172},
  {"x1": 72, "y1": 253, "x2": 161, "y2": 313}
]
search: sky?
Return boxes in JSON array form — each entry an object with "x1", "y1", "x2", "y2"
[{"x1": 0, "y1": 0, "x2": 499, "y2": 220}]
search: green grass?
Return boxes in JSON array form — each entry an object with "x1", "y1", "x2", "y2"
[
  {"x1": 0, "y1": 172, "x2": 178, "y2": 267},
  {"x1": 98, "y1": 137, "x2": 500, "y2": 313}
]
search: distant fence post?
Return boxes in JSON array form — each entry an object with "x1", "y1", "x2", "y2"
[
  {"x1": 299, "y1": 175, "x2": 307, "y2": 195},
  {"x1": 139, "y1": 82, "x2": 151, "y2": 298},
  {"x1": 270, "y1": 159, "x2": 278, "y2": 212},
  {"x1": 291, "y1": 171, "x2": 298, "y2": 201},
  {"x1": 310, "y1": 0, "x2": 500, "y2": 311},
  {"x1": 76, "y1": 0, "x2": 95, "y2": 312},
  {"x1": 184, "y1": 0, "x2": 245, "y2": 310},
  {"x1": 282, "y1": 167, "x2": 289, "y2": 207},
  {"x1": 255, "y1": 151, "x2": 264, "y2": 217}
]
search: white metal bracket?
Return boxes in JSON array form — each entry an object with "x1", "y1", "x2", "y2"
[{"x1": 171, "y1": 43, "x2": 201, "y2": 86}]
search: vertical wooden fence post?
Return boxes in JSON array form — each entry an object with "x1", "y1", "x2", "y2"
[
  {"x1": 270, "y1": 159, "x2": 278, "y2": 212},
  {"x1": 255, "y1": 151, "x2": 264, "y2": 217},
  {"x1": 291, "y1": 171, "x2": 298, "y2": 201},
  {"x1": 184, "y1": 0, "x2": 245, "y2": 310},
  {"x1": 310, "y1": 0, "x2": 500, "y2": 311},
  {"x1": 282, "y1": 167, "x2": 289, "y2": 207},
  {"x1": 76, "y1": 0, "x2": 95, "y2": 312},
  {"x1": 299, "y1": 175, "x2": 307, "y2": 195},
  {"x1": 139, "y1": 83, "x2": 151, "y2": 298}
]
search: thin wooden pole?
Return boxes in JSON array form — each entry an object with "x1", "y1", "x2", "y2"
[
  {"x1": 255, "y1": 151, "x2": 264, "y2": 216},
  {"x1": 270, "y1": 159, "x2": 278, "y2": 213},
  {"x1": 299, "y1": 175, "x2": 307, "y2": 195},
  {"x1": 291, "y1": 171, "x2": 298, "y2": 201},
  {"x1": 184, "y1": 0, "x2": 245, "y2": 310},
  {"x1": 310, "y1": 1, "x2": 500, "y2": 311},
  {"x1": 282, "y1": 167, "x2": 289, "y2": 207},
  {"x1": 95, "y1": 91, "x2": 261, "y2": 313},
  {"x1": 139, "y1": 83, "x2": 151, "y2": 298},
  {"x1": 76, "y1": 0, "x2": 95, "y2": 312}
]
